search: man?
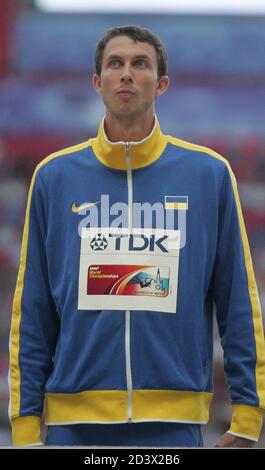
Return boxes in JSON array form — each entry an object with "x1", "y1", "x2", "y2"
[{"x1": 9, "y1": 25, "x2": 265, "y2": 447}]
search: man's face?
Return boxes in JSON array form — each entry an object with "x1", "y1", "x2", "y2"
[{"x1": 92, "y1": 35, "x2": 169, "y2": 119}]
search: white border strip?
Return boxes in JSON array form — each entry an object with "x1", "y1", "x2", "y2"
[{"x1": 36, "y1": 0, "x2": 265, "y2": 14}]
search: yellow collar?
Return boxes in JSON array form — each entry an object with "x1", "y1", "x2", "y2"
[{"x1": 91, "y1": 117, "x2": 168, "y2": 170}]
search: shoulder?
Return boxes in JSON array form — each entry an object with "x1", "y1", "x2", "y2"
[
  {"x1": 167, "y1": 135, "x2": 231, "y2": 173},
  {"x1": 35, "y1": 139, "x2": 93, "y2": 177}
]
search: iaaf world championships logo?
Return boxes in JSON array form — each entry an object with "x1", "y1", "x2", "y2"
[{"x1": 75, "y1": 195, "x2": 187, "y2": 249}]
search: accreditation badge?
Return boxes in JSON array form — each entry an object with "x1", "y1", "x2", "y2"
[{"x1": 78, "y1": 228, "x2": 180, "y2": 313}]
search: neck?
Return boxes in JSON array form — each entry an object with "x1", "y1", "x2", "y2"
[{"x1": 104, "y1": 109, "x2": 156, "y2": 142}]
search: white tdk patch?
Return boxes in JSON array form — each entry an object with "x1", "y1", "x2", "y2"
[{"x1": 78, "y1": 228, "x2": 180, "y2": 313}]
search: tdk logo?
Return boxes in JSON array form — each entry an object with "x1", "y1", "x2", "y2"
[
  {"x1": 90, "y1": 234, "x2": 108, "y2": 251},
  {"x1": 109, "y1": 233, "x2": 169, "y2": 253},
  {"x1": 82, "y1": 228, "x2": 180, "y2": 254}
]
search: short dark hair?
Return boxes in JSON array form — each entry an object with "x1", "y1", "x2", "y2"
[{"x1": 95, "y1": 25, "x2": 168, "y2": 79}]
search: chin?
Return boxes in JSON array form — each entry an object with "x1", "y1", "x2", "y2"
[{"x1": 115, "y1": 108, "x2": 137, "y2": 118}]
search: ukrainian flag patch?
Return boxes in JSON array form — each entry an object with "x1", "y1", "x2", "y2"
[{"x1": 164, "y1": 196, "x2": 189, "y2": 210}]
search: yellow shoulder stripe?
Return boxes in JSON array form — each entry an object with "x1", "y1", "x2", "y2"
[
  {"x1": 168, "y1": 135, "x2": 228, "y2": 164},
  {"x1": 227, "y1": 170, "x2": 265, "y2": 409},
  {"x1": 9, "y1": 139, "x2": 92, "y2": 418},
  {"x1": 169, "y1": 135, "x2": 265, "y2": 407},
  {"x1": 36, "y1": 138, "x2": 93, "y2": 172}
]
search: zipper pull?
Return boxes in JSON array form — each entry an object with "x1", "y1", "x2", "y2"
[{"x1": 125, "y1": 142, "x2": 130, "y2": 158}]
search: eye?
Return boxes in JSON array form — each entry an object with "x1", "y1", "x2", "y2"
[
  {"x1": 134, "y1": 59, "x2": 147, "y2": 68},
  {"x1": 109, "y1": 59, "x2": 122, "y2": 68}
]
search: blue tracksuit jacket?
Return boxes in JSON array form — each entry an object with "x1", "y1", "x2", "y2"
[{"x1": 9, "y1": 118, "x2": 265, "y2": 445}]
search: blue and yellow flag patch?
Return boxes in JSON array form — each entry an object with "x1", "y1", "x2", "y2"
[{"x1": 164, "y1": 196, "x2": 189, "y2": 210}]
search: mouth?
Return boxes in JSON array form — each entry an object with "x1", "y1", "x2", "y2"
[{"x1": 117, "y1": 90, "x2": 135, "y2": 97}]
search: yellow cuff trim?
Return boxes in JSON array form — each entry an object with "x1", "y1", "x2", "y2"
[
  {"x1": 12, "y1": 416, "x2": 42, "y2": 446},
  {"x1": 229, "y1": 404, "x2": 264, "y2": 441}
]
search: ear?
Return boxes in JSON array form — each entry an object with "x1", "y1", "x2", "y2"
[
  {"x1": 155, "y1": 75, "x2": 170, "y2": 97},
  {"x1": 92, "y1": 73, "x2": 101, "y2": 94}
]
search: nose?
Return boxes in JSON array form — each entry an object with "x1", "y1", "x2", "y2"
[{"x1": 120, "y1": 64, "x2": 133, "y2": 84}]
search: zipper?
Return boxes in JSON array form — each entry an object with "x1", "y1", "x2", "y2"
[
  {"x1": 125, "y1": 310, "x2": 133, "y2": 422},
  {"x1": 125, "y1": 142, "x2": 133, "y2": 422},
  {"x1": 125, "y1": 142, "x2": 133, "y2": 227}
]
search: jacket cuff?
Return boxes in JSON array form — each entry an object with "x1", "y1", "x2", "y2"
[
  {"x1": 229, "y1": 404, "x2": 264, "y2": 442},
  {"x1": 12, "y1": 416, "x2": 42, "y2": 446}
]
